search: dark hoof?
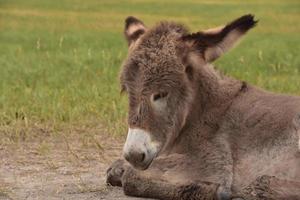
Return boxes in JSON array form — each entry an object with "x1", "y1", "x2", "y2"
[{"x1": 106, "y1": 159, "x2": 126, "y2": 187}]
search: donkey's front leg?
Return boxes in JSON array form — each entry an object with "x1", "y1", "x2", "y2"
[
  {"x1": 107, "y1": 156, "x2": 230, "y2": 200},
  {"x1": 122, "y1": 167, "x2": 220, "y2": 200},
  {"x1": 106, "y1": 159, "x2": 220, "y2": 199}
]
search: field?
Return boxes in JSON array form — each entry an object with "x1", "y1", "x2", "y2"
[{"x1": 0, "y1": 0, "x2": 299, "y2": 199}]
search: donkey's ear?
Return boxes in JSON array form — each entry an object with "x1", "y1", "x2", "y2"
[
  {"x1": 124, "y1": 16, "x2": 146, "y2": 47},
  {"x1": 182, "y1": 14, "x2": 257, "y2": 62}
]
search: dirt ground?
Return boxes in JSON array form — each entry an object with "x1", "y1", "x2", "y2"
[{"x1": 0, "y1": 124, "x2": 153, "y2": 200}]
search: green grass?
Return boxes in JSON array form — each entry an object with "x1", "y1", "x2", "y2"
[{"x1": 0, "y1": 0, "x2": 299, "y2": 136}]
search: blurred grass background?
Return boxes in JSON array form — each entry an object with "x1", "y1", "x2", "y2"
[{"x1": 0, "y1": 0, "x2": 299, "y2": 137}]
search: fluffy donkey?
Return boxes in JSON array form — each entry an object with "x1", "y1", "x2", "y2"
[{"x1": 106, "y1": 15, "x2": 300, "y2": 200}]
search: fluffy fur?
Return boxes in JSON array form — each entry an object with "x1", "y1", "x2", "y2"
[{"x1": 107, "y1": 15, "x2": 300, "y2": 200}]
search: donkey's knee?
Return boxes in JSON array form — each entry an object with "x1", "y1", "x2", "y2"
[{"x1": 106, "y1": 159, "x2": 127, "y2": 187}]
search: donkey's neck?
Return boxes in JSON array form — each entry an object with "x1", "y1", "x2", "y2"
[
  {"x1": 195, "y1": 64, "x2": 243, "y2": 119},
  {"x1": 196, "y1": 64, "x2": 223, "y2": 105},
  {"x1": 170, "y1": 64, "x2": 244, "y2": 154}
]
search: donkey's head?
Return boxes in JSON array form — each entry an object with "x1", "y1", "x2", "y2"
[{"x1": 121, "y1": 15, "x2": 257, "y2": 169}]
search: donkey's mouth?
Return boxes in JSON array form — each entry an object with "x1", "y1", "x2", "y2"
[
  {"x1": 131, "y1": 156, "x2": 155, "y2": 170},
  {"x1": 130, "y1": 161, "x2": 152, "y2": 170}
]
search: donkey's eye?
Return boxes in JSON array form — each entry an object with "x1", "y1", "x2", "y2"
[{"x1": 153, "y1": 92, "x2": 168, "y2": 101}]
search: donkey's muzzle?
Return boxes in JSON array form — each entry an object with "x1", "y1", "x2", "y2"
[{"x1": 123, "y1": 128, "x2": 159, "y2": 170}]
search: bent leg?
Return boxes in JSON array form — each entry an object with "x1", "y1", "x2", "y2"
[
  {"x1": 122, "y1": 167, "x2": 220, "y2": 200},
  {"x1": 107, "y1": 152, "x2": 234, "y2": 200},
  {"x1": 107, "y1": 157, "x2": 225, "y2": 200}
]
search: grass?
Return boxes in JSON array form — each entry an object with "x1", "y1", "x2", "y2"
[{"x1": 0, "y1": 0, "x2": 299, "y2": 137}]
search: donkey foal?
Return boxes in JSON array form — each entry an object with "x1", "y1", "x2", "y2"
[{"x1": 106, "y1": 15, "x2": 300, "y2": 200}]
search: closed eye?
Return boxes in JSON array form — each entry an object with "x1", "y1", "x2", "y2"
[{"x1": 153, "y1": 92, "x2": 168, "y2": 101}]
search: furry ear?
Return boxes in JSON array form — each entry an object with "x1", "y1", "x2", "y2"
[
  {"x1": 182, "y1": 14, "x2": 258, "y2": 62},
  {"x1": 124, "y1": 16, "x2": 146, "y2": 47}
]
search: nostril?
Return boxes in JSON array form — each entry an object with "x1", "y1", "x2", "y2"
[
  {"x1": 135, "y1": 151, "x2": 145, "y2": 163},
  {"x1": 140, "y1": 152, "x2": 145, "y2": 162},
  {"x1": 124, "y1": 150, "x2": 146, "y2": 164}
]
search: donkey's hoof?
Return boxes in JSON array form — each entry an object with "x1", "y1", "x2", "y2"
[{"x1": 106, "y1": 159, "x2": 126, "y2": 187}]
